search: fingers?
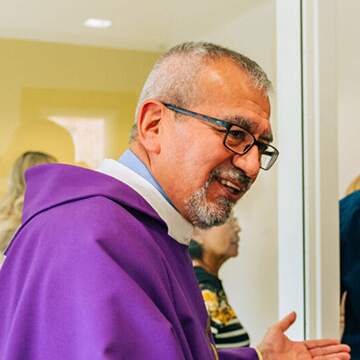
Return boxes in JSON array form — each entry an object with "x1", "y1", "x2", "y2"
[
  {"x1": 276, "y1": 311, "x2": 297, "y2": 332},
  {"x1": 312, "y1": 352, "x2": 350, "y2": 360},
  {"x1": 309, "y1": 344, "x2": 351, "y2": 357},
  {"x1": 305, "y1": 339, "x2": 341, "y2": 349},
  {"x1": 304, "y1": 338, "x2": 350, "y2": 359}
]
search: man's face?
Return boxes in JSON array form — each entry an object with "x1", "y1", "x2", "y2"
[{"x1": 154, "y1": 59, "x2": 272, "y2": 227}]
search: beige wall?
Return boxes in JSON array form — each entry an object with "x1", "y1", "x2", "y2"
[
  {"x1": 0, "y1": 38, "x2": 160, "y2": 195},
  {"x1": 337, "y1": 1, "x2": 360, "y2": 197}
]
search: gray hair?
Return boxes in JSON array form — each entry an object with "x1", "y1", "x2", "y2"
[{"x1": 130, "y1": 41, "x2": 271, "y2": 141}]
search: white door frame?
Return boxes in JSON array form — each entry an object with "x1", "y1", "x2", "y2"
[{"x1": 276, "y1": 0, "x2": 339, "y2": 340}]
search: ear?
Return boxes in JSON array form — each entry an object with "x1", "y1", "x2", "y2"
[{"x1": 136, "y1": 100, "x2": 164, "y2": 154}]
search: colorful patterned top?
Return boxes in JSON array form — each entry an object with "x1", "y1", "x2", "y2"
[{"x1": 194, "y1": 266, "x2": 251, "y2": 349}]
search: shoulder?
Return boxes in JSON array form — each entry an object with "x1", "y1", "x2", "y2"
[
  {"x1": 15, "y1": 195, "x2": 169, "y2": 276},
  {"x1": 30, "y1": 194, "x2": 163, "y2": 240},
  {"x1": 340, "y1": 192, "x2": 360, "y2": 242},
  {"x1": 340, "y1": 190, "x2": 360, "y2": 215}
]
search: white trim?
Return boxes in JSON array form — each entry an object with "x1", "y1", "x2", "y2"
[
  {"x1": 302, "y1": 0, "x2": 339, "y2": 339},
  {"x1": 276, "y1": 0, "x2": 340, "y2": 340},
  {"x1": 97, "y1": 159, "x2": 193, "y2": 246},
  {"x1": 276, "y1": 0, "x2": 305, "y2": 340},
  {"x1": 226, "y1": 318, "x2": 243, "y2": 326}
]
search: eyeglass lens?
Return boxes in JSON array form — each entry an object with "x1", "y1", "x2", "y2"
[{"x1": 225, "y1": 125, "x2": 277, "y2": 170}]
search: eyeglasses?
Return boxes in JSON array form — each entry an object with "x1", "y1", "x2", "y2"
[{"x1": 163, "y1": 102, "x2": 279, "y2": 170}]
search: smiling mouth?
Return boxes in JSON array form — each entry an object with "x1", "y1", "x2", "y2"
[{"x1": 219, "y1": 178, "x2": 242, "y2": 195}]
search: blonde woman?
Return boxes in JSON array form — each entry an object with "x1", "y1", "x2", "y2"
[{"x1": 0, "y1": 151, "x2": 57, "y2": 256}]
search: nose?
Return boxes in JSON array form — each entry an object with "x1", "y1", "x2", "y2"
[{"x1": 231, "y1": 145, "x2": 261, "y2": 179}]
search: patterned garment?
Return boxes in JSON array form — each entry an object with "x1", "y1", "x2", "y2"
[{"x1": 194, "y1": 266, "x2": 251, "y2": 349}]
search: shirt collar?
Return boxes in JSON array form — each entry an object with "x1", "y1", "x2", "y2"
[
  {"x1": 118, "y1": 149, "x2": 173, "y2": 205},
  {"x1": 97, "y1": 158, "x2": 193, "y2": 246}
]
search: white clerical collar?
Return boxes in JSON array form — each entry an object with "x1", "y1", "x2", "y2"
[{"x1": 97, "y1": 159, "x2": 193, "y2": 246}]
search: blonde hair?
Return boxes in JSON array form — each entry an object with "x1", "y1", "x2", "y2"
[
  {"x1": 0, "y1": 151, "x2": 57, "y2": 253},
  {"x1": 345, "y1": 175, "x2": 360, "y2": 196}
]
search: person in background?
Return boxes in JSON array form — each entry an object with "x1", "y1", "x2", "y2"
[
  {"x1": 345, "y1": 175, "x2": 360, "y2": 196},
  {"x1": 189, "y1": 213, "x2": 250, "y2": 349},
  {"x1": 0, "y1": 151, "x2": 57, "y2": 256},
  {"x1": 340, "y1": 176, "x2": 360, "y2": 359}
]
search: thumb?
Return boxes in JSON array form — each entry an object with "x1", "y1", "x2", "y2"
[{"x1": 276, "y1": 311, "x2": 297, "y2": 332}]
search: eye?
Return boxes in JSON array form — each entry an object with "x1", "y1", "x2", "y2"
[{"x1": 228, "y1": 129, "x2": 248, "y2": 140}]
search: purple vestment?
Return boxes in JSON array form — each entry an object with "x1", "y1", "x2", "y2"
[{"x1": 0, "y1": 164, "x2": 258, "y2": 360}]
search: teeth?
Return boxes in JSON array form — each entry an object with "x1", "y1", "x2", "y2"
[{"x1": 220, "y1": 179, "x2": 241, "y2": 191}]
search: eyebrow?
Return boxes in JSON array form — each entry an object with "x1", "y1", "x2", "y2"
[
  {"x1": 225, "y1": 116, "x2": 274, "y2": 143},
  {"x1": 225, "y1": 116, "x2": 255, "y2": 133}
]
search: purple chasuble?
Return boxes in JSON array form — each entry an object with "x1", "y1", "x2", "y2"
[{"x1": 0, "y1": 164, "x2": 258, "y2": 360}]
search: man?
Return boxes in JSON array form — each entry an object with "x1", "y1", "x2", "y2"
[{"x1": 0, "y1": 42, "x2": 350, "y2": 359}]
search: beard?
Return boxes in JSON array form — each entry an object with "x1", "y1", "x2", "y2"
[{"x1": 184, "y1": 165, "x2": 252, "y2": 229}]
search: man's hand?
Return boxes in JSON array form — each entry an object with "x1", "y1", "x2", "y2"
[{"x1": 257, "y1": 312, "x2": 351, "y2": 360}]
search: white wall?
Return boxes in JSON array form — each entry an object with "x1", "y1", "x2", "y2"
[
  {"x1": 337, "y1": 0, "x2": 360, "y2": 197},
  {"x1": 196, "y1": 0, "x2": 278, "y2": 344}
]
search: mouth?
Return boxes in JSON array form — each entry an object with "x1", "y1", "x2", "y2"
[
  {"x1": 214, "y1": 175, "x2": 252, "y2": 202},
  {"x1": 203, "y1": 166, "x2": 252, "y2": 204},
  {"x1": 218, "y1": 178, "x2": 242, "y2": 195},
  {"x1": 211, "y1": 166, "x2": 252, "y2": 195}
]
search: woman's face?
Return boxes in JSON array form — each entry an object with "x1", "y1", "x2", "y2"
[{"x1": 202, "y1": 215, "x2": 241, "y2": 260}]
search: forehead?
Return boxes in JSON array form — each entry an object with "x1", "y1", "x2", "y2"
[{"x1": 195, "y1": 59, "x2": 272, "y2": 139}]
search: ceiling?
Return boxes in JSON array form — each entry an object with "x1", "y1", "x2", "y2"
[{"x1": 0, "y1": 0, "x2": 266, "y2": 51}]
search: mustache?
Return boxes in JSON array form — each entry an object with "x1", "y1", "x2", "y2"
[{"x1": 210, "y1": 167, "x2": 253, "y2": 190}]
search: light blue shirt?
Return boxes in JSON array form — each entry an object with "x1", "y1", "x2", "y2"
[{"x1": 119, "y1": 149, "x2": 173, "y2": 206}]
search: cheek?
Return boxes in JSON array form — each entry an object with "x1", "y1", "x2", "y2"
[
  {"x1": 179, "y1": 152, "x2": 216, "y2": 188},
  {"x1": 225, "y1": 236, "x2": 237, "y2": 253},
  {"x1": 164, "y1": 124, "x2": 230, "y2": 190},
  {"x1": 216, "y1": 239, "x2": 231, "y2": 255},
  {"x1": 158, "y1": 142, "x2": 213, "y2": 201},
  {"x1": 177, "y1": 121, "x2": 225, "y2": 156}
]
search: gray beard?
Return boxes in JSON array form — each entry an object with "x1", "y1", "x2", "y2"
[
  {"x1": 184, "y1": 166, "x2": 252, "y2": 228},
  {"x1": 185, "y1": 184, "x2": 234, "y2": 228}
]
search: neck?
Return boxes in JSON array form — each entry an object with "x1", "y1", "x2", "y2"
[
  {"x1": 192, "y1": 255, "x2": 224, "y2": 277},
  {"x1": 129, "y1": 142, "x2": 151, "y2": 169}
]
